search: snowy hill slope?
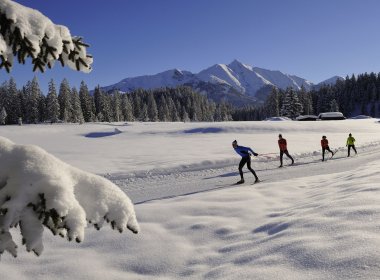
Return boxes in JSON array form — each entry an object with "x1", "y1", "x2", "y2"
[
  {"x1": 2, "y1": 120, "x2": 380, "y2": 279},
  {"x1": 102, "y1": 60, "x2": 327, "y2": 105}
]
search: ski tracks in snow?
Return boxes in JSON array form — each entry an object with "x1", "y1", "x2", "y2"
[{"x1": 107, "y1": 143, "x2": 380, "y2": 205}]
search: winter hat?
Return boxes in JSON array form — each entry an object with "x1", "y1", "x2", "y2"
[
  {"x1": 349, "y1": 133, "x2": 352, "y2": 136},
  {"x1": 232, "y1": 140, "x2": 237, "y2": 145},
  {"x1": 278, "y1": 134, "x2": 282, "y2": 138},
  {"x1": 322, "y1": 135, "x2": 326, "y2": 139}
]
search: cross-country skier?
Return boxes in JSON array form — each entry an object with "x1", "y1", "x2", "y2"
[
  {"x1": 278, "y1": 134, "x2": 294, "y2": 167},
  {"x1": 346, "y1": 133, "x2": 357, "y2": 157},
  {"x1": 232, "y1": 140, "x2": 260, "y2": 184},
  {"x1": 321, "y1": 135, "x2": 334, "y2": 161}
]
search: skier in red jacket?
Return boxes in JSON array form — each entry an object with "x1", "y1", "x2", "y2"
[
  {"x1": 278, "y1": 134, "x2": 294, "y2": 167},
  {"x1": 321, "y1": 135, "x2": 334, "y2": 161}
]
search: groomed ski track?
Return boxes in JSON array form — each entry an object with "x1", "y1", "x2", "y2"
[{"x1": 109, "y1": 142, "x2": 380, "y2": 204}]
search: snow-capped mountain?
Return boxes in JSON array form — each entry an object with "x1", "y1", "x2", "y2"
[
  {"x1": 108, "y1": 69, "x2": 196, "y2": 93},
  {"x1": 102, "y1": 60, "x2": 332, "y2": 106},
  {"x1": 317, "y1": 76, "x2": 345, "y2": 87}
]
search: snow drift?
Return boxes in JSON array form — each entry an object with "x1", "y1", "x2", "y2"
[{"x1": 0, "y1": 137, "x2": 139, "y2": 257}]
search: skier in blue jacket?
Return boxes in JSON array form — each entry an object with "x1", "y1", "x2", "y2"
[{"x1": 232, "y1": 140, "x2": 260, "y2": 184}]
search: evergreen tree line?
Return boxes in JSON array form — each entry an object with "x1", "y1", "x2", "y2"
[
  {"x1": 233, "y1": 72, "x2": 380, "y2": 120},
  {"x1": 0, "y1": 78, "x2": 233, "y2": 125}
]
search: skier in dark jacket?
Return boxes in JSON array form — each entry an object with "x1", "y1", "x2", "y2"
[
  {"x1": 321, "y1": 135, "x2": 334, "y2": 161},
  {"x1": 278, "y1": 134, "x2": 294, "y2": 167},
  {"x1": 232, "y1": 140, "x2": 259, "y2": 184}
]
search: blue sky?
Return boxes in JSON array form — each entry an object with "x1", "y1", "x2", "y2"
[{"x1": 3, "y1": 0, "x2": 380, "y2": 93}]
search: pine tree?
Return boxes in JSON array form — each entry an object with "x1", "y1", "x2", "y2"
[
  {"x1": 46, "y1": 79, "x2": 60, "y2": 123},
  {"x1": 280, "y1": 88, "x2": 303, "y2": 119},
  {"x1": 182, "y1": 106, "x2": 190, "y2": 122},
  {"x1": 0, "y1": 107, "x2": 7, "y2": 125},
  {"x1": 79, "y1": 81, "x2": 93, "y2": 122},
  {"x1": 27, "y1": 77, "x2": 42, "y2": 124},
  {"x1": 370, "y1": 102, "x2": 376, "y2": 117},
  {"x1": 167, "y1": 96, "x2": 179, "y2": 121},
  {"x1": 139, "y1": 103, "x2": 149, "y2": 121},
  {"x1": 98, "y1": 90, "x2": 112, "y2": 122},
  {"x1": 38, "y1": 92, "x2": 46, "y2": 122},
  {"x1": 329, "y1": 99, "x2": 339, "y2": 112},
  {"x1": 111, "y1": 91, "x2": 122, "y2": 122},
  {"x1": 264, "y1": 87, "x2": 280, "y2": 118},
  {"x1": 93, "y1": 86, "x2": 103, "y2": 117},
  {"x1": 71, "y1": 87, "x2": 84, "y2": 123},
  {"x1": 6, "y1": 78, "x2": 22, "y2": 124},
  {"x1": 121, "y1": 94, "x2": 134, "y2": 121},
  {"x1": 214, "y1": 105, "x2": 222, "y2": 122},
  {"x1": 133, "y1": 90, "x2": 143, "y2": 119},
  {"x1": 298, "y1": 86, "x2": 313, "y2": 115},
  {"x1": 58, "y1": 79, "x2": 72, "y2": 122},
  {"x1": 158, "y1": 95, "x2": 170, "y2": 121},
  {"x1": 147, "y1": 93, "x2": 158, "y2": 122}
]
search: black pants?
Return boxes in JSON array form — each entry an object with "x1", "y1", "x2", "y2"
[
  {"x1": 239, "y1": 156, "x2": 258, "y2": 180},
  {"x1": 347, "y1": 145, "x2": 357, "y2": 157},
  {"x1": 280, "y1": 150, "x2": 294, "y2": 166},
  {"x1": 322, "y1": 146, "x2": 333, "y2": 161}
]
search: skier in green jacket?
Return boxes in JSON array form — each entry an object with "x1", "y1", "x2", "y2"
[{"x1": 346, "y1": 133, "x2": 357, "y2": 157}]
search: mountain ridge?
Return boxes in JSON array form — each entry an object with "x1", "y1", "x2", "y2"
[{"x1": 102, "y1": 60, "x2": 340, "y2": 106}]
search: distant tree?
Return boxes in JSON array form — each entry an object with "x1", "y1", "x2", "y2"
[
  {"x1": 46, "y1": 79, "x2": 60, "y2": 123},
  {"x1": 93, "y1": 86, "x2": 103, "y2": 117},
  {"x1": 280, "y1": 88, "x2": 303, "y2": 119},
  {"x1": 147, "y1": 93, "x2": 158, "y2": 121},
  {"x1": 167, "y1": 96, "x2": 180, "y2": 121},
  {"x1": 370, "y1": 102, "x2": 376, "y2": 117},
  {"x1": 98, "y1": 89, "x2": 111, "y2": 122},
  {"x1": 27, "y1": 77, "x2": 43, "y2": 123},
  {"x1": 264, "y1": 87, "x2": 280, "y2": 117},
  {"x1": 111, "y1": 91, "x2": 122, "y2": 122},
  {"x1": 329, "y1": 99, "x2": 339, "y2": 112},
  {"x1": 158, "y1": 95, "x2": 170, "y2": 121},
  {"x1": 0, "y1": 107, "x2": 7, "y2": 124},
  {"x1": 79, "y1": 81, "x2": 94, "y2": 122},
  {"x1": 58, "y1": 79, "x2": 72, "y2": 122},
  {"x1": 298, "y1": 86, "x2": 313, "y2": 115},
  {"x1": 360, "y1": 102, "x2": 368, "y2": 115},
  {"x1": 71, "y1": 87, "x2": 84, "y2": 123},
  {"x1": 121, "y1": 94, "x2": 134, "y2": 121},
  {"x1": 6, "y1": 78, "x2": 21, "y2": 124},
  {"x1": 139, "y1": 103, "x2": 149, "y2": 121},
  {"x1": 182, "y1": 107, "x2": 190, "y2": 122}
]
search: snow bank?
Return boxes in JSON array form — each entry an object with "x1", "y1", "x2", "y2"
[{"x1": 0, "y1": 137, "x2": 138, "y2": 257}]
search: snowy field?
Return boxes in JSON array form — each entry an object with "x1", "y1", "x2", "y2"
[{"x1": 2, "y1": 119, "x2": 380, "y2": 279}]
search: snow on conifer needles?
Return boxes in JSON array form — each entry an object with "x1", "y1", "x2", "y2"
[
  {"x1": 0, "y1": 0, "x2": 93, "y2": 73},
  {"x1": 0, "y1": 137, "x2": 139, "y2": 258}
]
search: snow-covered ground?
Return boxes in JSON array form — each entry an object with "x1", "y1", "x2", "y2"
[{"x1": 2, "y1": 119, "x2": 380, "y2": 279}]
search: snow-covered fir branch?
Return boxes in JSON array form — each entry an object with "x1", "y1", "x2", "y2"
[
  {"x1": 0, "y1": 0, "x2": 93, "y2": 73},
  {"x1": 0, "y1": 137, "x2": 139, "y2": 257}
]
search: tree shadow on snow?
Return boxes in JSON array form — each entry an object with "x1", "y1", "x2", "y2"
[
  {"x1": 84, "y1": 129, "x2": 122, "y2": 138},
  {"x1": 184, "y1": 127, "x2": 224, "y2": 134}
]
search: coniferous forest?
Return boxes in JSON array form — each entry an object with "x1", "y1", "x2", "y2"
[
  {"x1": 1, "y1": 72, "x2": 380, "y2": 125},
  {"x1": 233, "y1": 73, "x2": 380, "y2": 121},
  {"x1": 0, "y1": 78, "x2": 232, "y2": 125}
]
